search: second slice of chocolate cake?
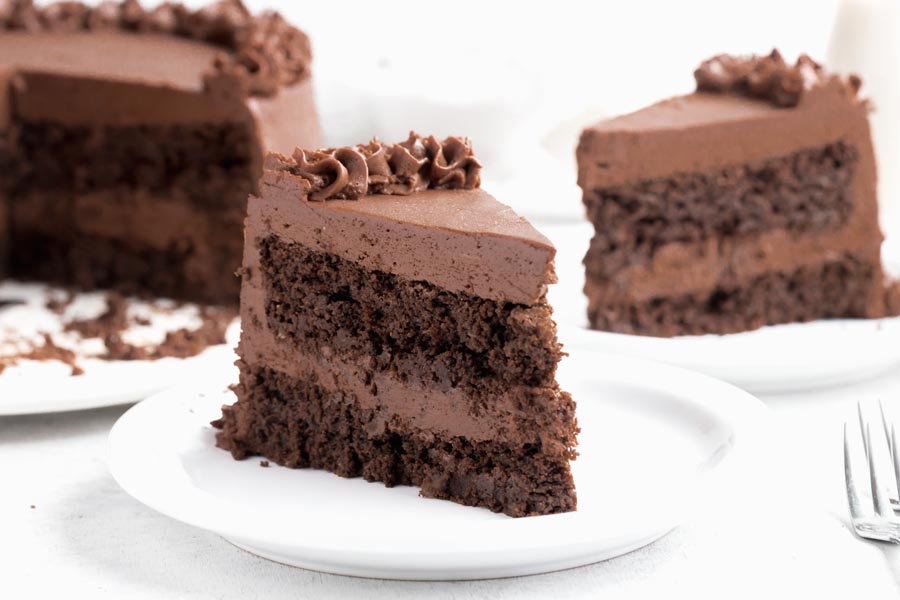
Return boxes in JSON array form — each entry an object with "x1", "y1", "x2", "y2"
[
  {"x1": 577, "y1": 51, "x2": 899, "y2": 337},
  {"x1": 214, "y1": 134, "x2": 578, "y2": 517}
]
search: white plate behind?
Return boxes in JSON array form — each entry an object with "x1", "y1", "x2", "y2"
[
  {"x1": 542, "y1": 223, "x2": 900, "y2": 394},
  {"x1": 108, "y1": 352, "x2": 766, "y2": 580},
  {"x1": 0, "y1": 282, "x2": 239, "y2": 415}
]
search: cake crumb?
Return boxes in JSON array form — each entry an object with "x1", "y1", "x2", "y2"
[
  {"x1": 1, "y1": 293, "x2": 236, "y2": 377},
  {"x1": 259, "y1": 460, "x2": 270, "y2": 468},
  {"x1": 0, "y1": 333, "x2": 83, "y2": 376},
  {"x1": 63, "y1": 293, "x2": 236, "y2": 362}
]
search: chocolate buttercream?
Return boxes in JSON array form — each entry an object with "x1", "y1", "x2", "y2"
[
  {"x1": 265, "y1": 132, "x2": 482, "y2": 201},
  {"x1": 0, "y1": 0, "x2": 309, "y2": 96},
  {"x1": 694, "y1": 49, "x2": 862, "y2": 108}
]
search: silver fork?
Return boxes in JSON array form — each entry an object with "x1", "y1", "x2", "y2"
[{"x1": 844, "y1": 401, "x2": 900, "y2": 542}]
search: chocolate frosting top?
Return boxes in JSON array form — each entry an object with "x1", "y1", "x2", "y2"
[
  {"x1": 694, "y1": 49, "x2": 862, "y2": 108},
  {"x1": 264, "y1": 132, "x2": 482, "y2": 201},
  {"x1": 0, "y1": 0, "x2": 310, "y2": 97}
]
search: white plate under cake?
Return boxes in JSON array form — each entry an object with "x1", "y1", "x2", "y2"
[{"x1": 108, "y1": 352, "x2": 767, "y2": 580}]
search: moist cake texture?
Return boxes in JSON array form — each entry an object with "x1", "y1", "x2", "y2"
[
  {"x1": 214, "y1": 134, "x2": 578, "y2": 517},
  {"x1": 0, "y1": 0, "x2": 321, "y2": 304},
  {"x1": 577, "y1": 50, "x2": 899, "y2": 337}
]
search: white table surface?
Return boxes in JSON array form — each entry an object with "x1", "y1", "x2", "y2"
[{"x1": 3, "y1": 367, "x2": 900, "y2": 598}]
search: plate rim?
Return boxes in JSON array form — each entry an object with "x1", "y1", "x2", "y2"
[{"x1": 557, "y1": 317, "x2": 900, "y2": 393}]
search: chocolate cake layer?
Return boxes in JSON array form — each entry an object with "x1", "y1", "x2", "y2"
[
  {"x1": 241, "y1": 189, "x2": 571, "y2": 436},
  {"x1": 577, "y1": 55, "x2": 896, "y2": 336},
  {"x1": 583, "y1": 141, "x2": 857, "y2": 277},
  {"x1": 0, "y1": 3, "x2": 322, "y2": 303},
  {"x1": 247, "y1": 178, "x2": 556, "y2": 305},
  {"x1": 588, "y1": 253, "x2": 877, "y2": 336},
  {"x1": 7, "y1": 120, "x2": 255, "y2": 202},
  {"x1": 7, "y1": 211, "x2": 240, "y2": 304},
  {"x1": 217, "y1": 363, "x2": 577, "y2": 518},
  {"x1": 219, "y1": 142, "x2": 578, "y2": 516},
  {"x1": 259, "y1": 236, "x2": 562, "y2": 395},
  {"x1": 2, "y1": 119, "x2": 251, "y2": 301},
  {"x1": 236, "y1": 330, "x2": 576, "y2": 445},
  {"x1": 11, "y1": 189, "x2": 241, "y2": 248},
  {"x1": 586, "y1": 213, "x2": 882, "y2": 307}
]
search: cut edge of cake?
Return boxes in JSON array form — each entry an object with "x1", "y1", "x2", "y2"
[{"x1": 214, "y1": 133, "x2": 578, "y2": 517}]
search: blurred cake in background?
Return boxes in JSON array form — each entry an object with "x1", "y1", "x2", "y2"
[
  {"x1": 576, "y1": 50, "x2": 899, "y2": 337},
  {"x1": 828, "y1": 0, "x2": 900, "y2": 239},
  {"x1": 0, "y1": 0, "x2": 321, "y2": 304},
  {"x1": 214, "y1": 133, "x2": 578, "y2": 517}
]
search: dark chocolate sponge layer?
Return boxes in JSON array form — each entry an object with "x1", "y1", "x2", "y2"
[
  {"x1": 1, "y1": 120, "x2": 254, "y2": 303},
  {"x1": 215, "y1": 363, "x2": 577, "y2": 518},
  {"x1": 12, "y1": 227, "x2": 241, "y2": 304},
  {"x1": 259, "y1": 236, "x2": 564, "y2": 396},
  {"x1": 583, "y1": 141, "x2": 856, "y2": 277},
  {"x1": 587, "y1": 253, "x2": 877, "y2": 336},
  {"x1": 8, "y1": 121, "x2": 255, "y2": 202}
]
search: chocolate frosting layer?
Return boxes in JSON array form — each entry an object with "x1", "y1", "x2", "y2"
[
  {"x1": 248, "y1": 182, "x2": 555, "y2": 305},
  {"x1": 0, "y1": 0, "x2": 309, "y2": 96},
  {"x1": 694, "y1": 49, "x2": 862, "y2": 108},
  {"x1": 264, "y1": 132, "x2": 482, "y2": 201}
]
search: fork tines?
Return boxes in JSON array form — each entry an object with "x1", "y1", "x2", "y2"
[{"x1": 844, "y1": 401, "x2": 900, "y2": 543}]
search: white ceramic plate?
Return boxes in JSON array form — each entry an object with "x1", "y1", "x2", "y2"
[
  {"x1": 541, "y1": 223, "x2": 900, "y2": 394},
  {"x1": 108, "y1": 352, "x2": 766, "y2": 580},
  {"x1": 0, "y1": 282, "x2": 239, "y2": 415}
]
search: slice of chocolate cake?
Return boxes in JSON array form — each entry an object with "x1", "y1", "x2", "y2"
[
  {"x1": 214, "y1": 134, "x2": 578, "y2": 517},
  {"x1": 0, "y1": 0, "x2": 321, "y2": 304},
  {"x1": 577, "y1": 50, "x2": 899, "y2": 337}
]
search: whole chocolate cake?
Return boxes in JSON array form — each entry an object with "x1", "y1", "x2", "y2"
[
  {"x1": 0, "y1": 0, "x2": 321, "y2": 304},
  {"x1": 577, "y1": 50, "x2": 899, "y2": 337},
  {"x1": 214, "y1": 133, "x2": 578, "y2": 517}
]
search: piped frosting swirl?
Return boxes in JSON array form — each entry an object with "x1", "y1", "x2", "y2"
[
  {"x1": 694, "y1": 49, "x2": 862, "y2": 108},
  {"x1": 264, "y1": 132, "x2": 482, "y2": 201},
  {"x1": 0, "y1": 0, "x2": 310, "y2": 97}
]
